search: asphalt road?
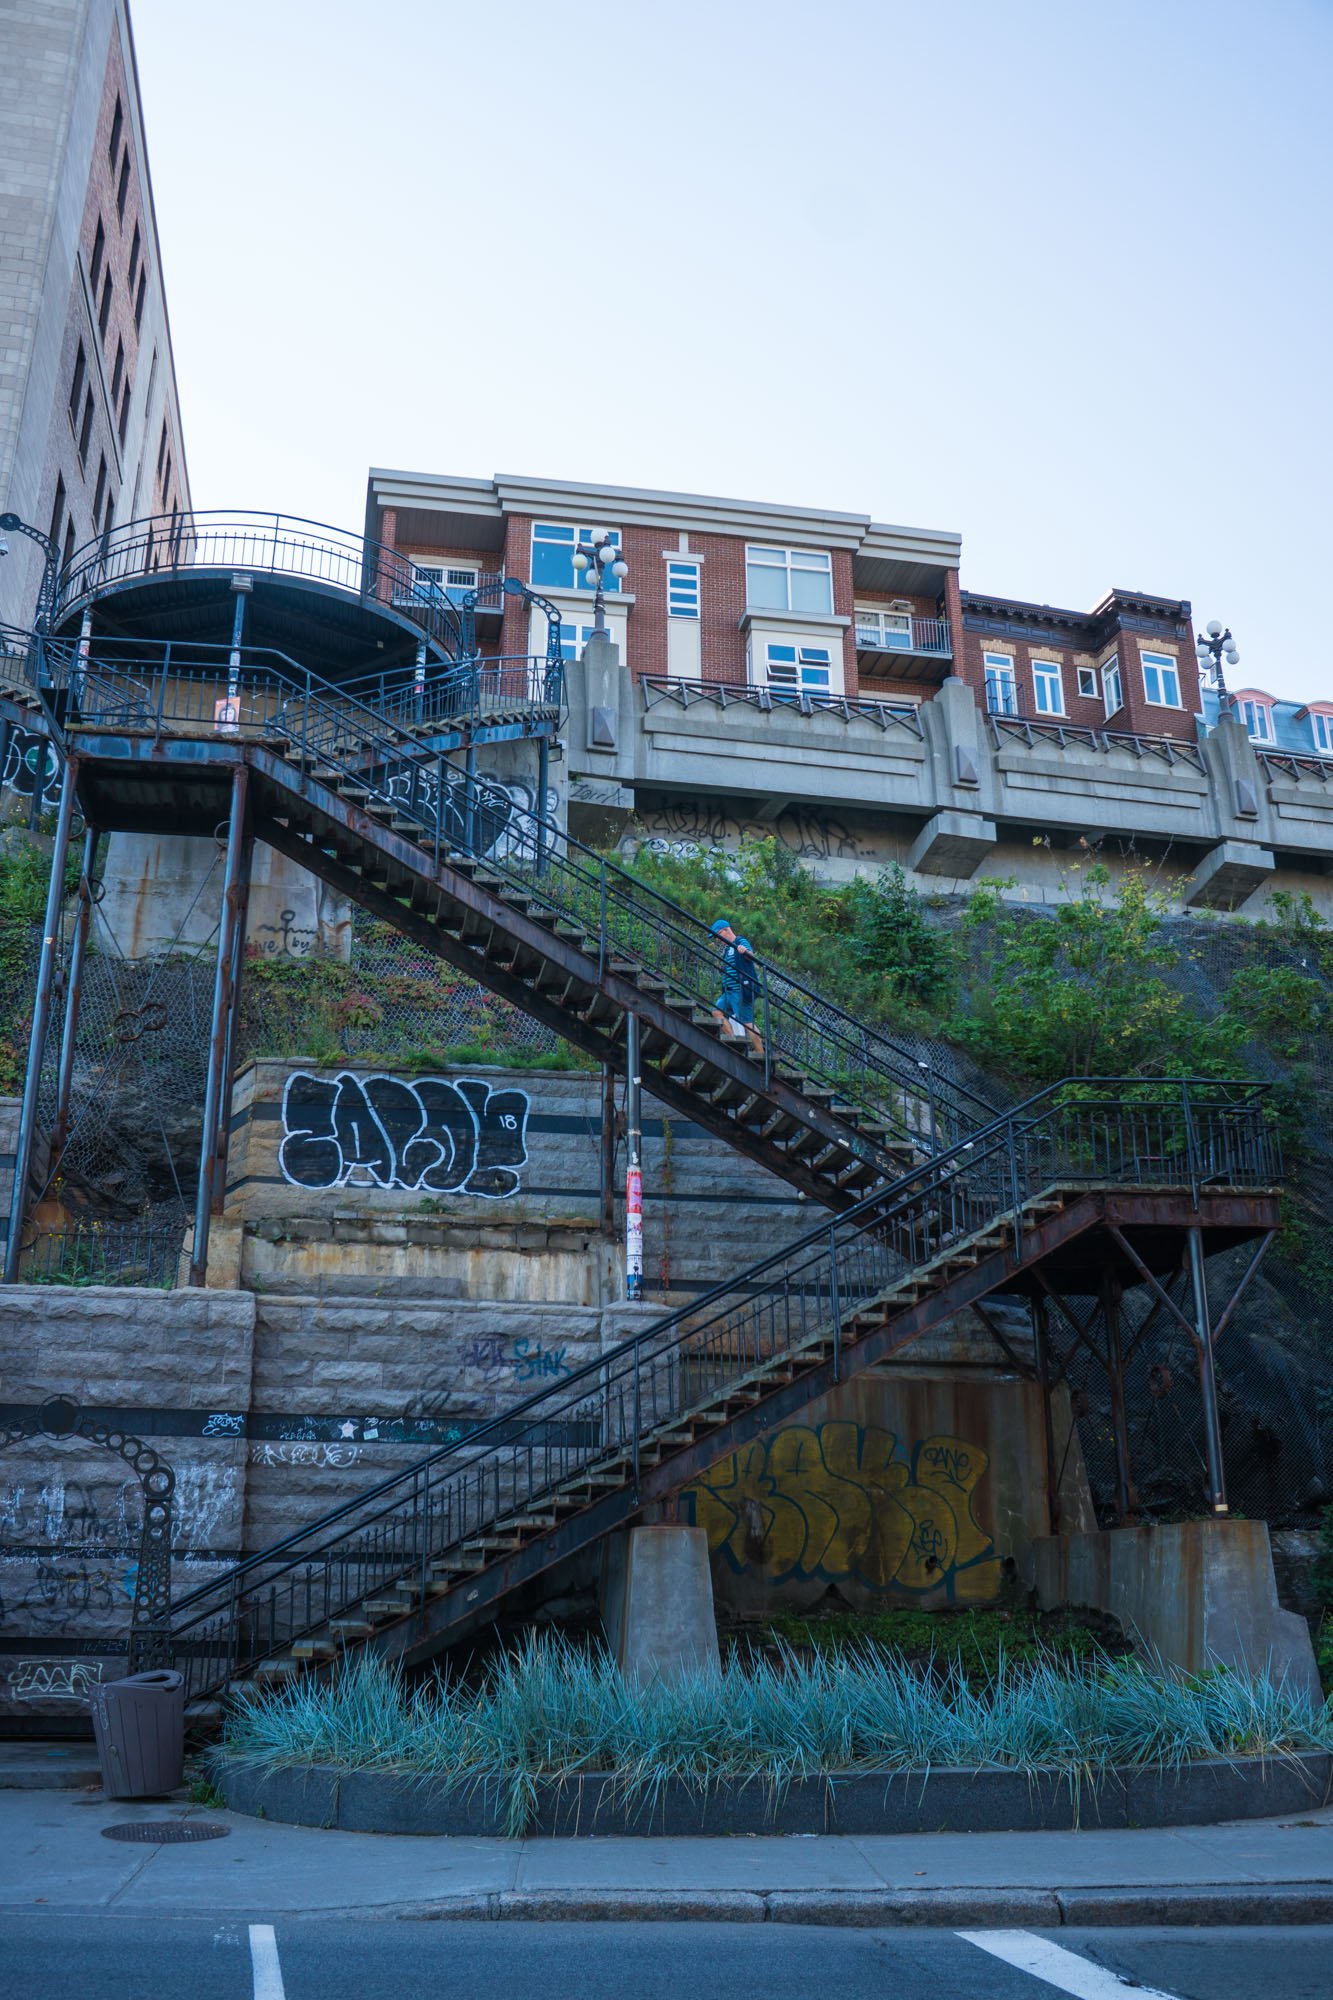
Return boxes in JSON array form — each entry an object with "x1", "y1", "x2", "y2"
[{"x1": 0, "y1": 1919, "x2": 1330, "y2": 2000}]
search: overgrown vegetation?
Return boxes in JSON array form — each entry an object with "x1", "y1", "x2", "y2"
[
  {"x1": 0, "y1": 829, "x2": 79, "y2": 1092},
  {"x1": 222, "y1": 1638, "x2": 1333, "y2": 1836},
  {"x1": 746, "y1": 1604, "x2": 1126, "y2": 1681}
]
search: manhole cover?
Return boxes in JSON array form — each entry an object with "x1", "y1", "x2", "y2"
[{"x1": 101, "y1": 1820, "x2": 230, "y2": 1844}]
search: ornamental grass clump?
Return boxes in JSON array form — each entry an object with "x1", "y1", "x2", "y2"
[{"x1": 221, "y1": 1634, "x2": 1333, "y2": 1836}]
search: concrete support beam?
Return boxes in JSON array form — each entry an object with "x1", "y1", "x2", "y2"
[
  {"x1": 1027, "y1": 1519, "x2": 1322, "y2": 1710},
  {"x1": 1184, "y1": 840, "x2": 1276, "y2": 910},
  {"x1": 601, "y1": 1525, "x2": 720, "y2": 1685},
  {"x1": 567, "y1": 776, "x2": 635, "y2": 847},
  {"x1": 907, "y1": 810, "x2": 997, "y2": 879}
]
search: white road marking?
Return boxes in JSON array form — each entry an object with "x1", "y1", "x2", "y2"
[
  {"x1": 956, "y1": 1931, "x2": 1182, "y2": 1999},
  {"x1": 249, "y1": 1922, "x2": 285, "y2": 2000}
]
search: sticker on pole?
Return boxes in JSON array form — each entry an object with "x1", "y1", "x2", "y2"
[{"x1": 626, "y1": 1165, "x2": 643, "y2": 1300}]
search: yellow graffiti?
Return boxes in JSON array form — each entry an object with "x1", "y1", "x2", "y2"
[{"x1": 684, "y1": 1423, "x2": 999, "y2": 1600}]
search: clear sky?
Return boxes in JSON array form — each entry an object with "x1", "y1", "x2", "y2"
[{"x1": 129, "y1": 0, "x2": 1332, "y2": 703}]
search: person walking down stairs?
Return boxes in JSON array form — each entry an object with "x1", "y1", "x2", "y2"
[{"x1": 709, "y1": 918, "x2": 764, "y2": 1058}]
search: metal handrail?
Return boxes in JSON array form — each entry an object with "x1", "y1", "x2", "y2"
[
  {"x1": 160, "y1": 1078, "x2": 1276, "y2": 1695},
  {"x1": 988, "y1": 712, "x2": 1207, "y2": 773},
  {"x1": 53, "y1": 509, "x2": 472, "y2": 665},
  {"x1": 853, "y1": 614, "x2": 952, "y2": 658},
  {"x1": 45, "y1": 641, "x2": 997, "y2": 1153}
]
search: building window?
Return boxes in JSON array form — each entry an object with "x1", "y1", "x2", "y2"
[
  {"x1": 118, "y1": 380, "x2": 130, "y2": 447},
  {"x1": 1077, "y1": 666, "x2": 1098, "y2": 699},
  {"x1": 530, "y1": 522, "x2": 623, "y2": 593},
  {"x1": 404, "y1": 561, "x2": 478, "y2": 605},
  {"x1": 556, "y1": 620, "x2": 599, "y2": 662},
  {"x1": 63, "y1": 518, "x2": 77, "y2": 569},
  {"x1": 116, "y1": 150, "x2": 130, "y2": 222},
  {"x1": 134, "y1": 268, "x2": 146, "y2": 333},
  {"x1": 98, "y1": 272, "x2": 112, "y2": 338},
  {"x1": 128, "y1": 224, "x2": 141, "y2": 290},
  {"x1": 1032, "y1": 659, "x2": 1064, "y2": 716},
  {"x1": 157, "y1": 418, "x2": 169, "y2": 477},
  {"x1": 109, "y1": 96, "x2": 123, "y2": 167},
  {"x1": 746, "y1": 545, "x2": 833, "y2": 615},
  {"x1": 855, "y1": 607, "x2": 914, "y2": 651},
  {"x1": 1241, "y1": 698, "x2": 1274, "y2": 744},
  {"x1": 983, "y1": 652, "x2": 1017, "y2": 716},
  {"x1": 68, "y1": 340, "x2": 86, "y2": 428},
  {"x1": 111, "y1": 337, "x2": 125, "y2": 404},
  {"x1": 78, "y1": 387, "x2": 94, "y2": 464},
  {"x1": 92, "y1": 454, "x2": 107, "y2": 525},
  {"x1": 667, "y1": 560, "x2": 700, "y2": 618},
  {"x1": 1102, "y1": 658, "x2": 1123, "y2": 719},
  {"x1": 48, "y1": 475, "x2": 66, "y2": 550},
  {"x1": 90, "y1": 219, "x2": 106, "y2": 293},
  {"x1": 1311, "y1": 712, "x2": 1333, "y2": 756},
  {"x1": 1141, "y1": 650, "x2": 1182, "y2": 708},
  {"x1": 763, "y1": 642, "x2": 833, "y2": 693}
]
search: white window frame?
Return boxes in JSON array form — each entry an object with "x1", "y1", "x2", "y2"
[
  {"x1": 761, "y1": 641, "x2": 834, "y2": 694},
  {"x1": 1311, "y1": 711, "x2": 1333, "y2": 756},
  {"x1": 1032, "y1": 659, "x2": 1065, "y2": 717},
  {"x1": 1241, "y1": 698, "x2": 1275, "y2": 744},
  {"x1": 1140, "y1": 649, "x2": 1183, "y2": 710},
  {"x1": 745, "y1": 544, "x2": 834, "y2": 616},
  {"x1": 855, "y1": 606, "x2": 914, "y2": 652},
  {"x1": 530, "y1": 522, "x2": 623, "y2": 595},
  {"x1": 1077, "y1": 666, "x2": 1098, "y2": 699},
  {"x1": 983, "y1": 651, "x2": 1018, "y2": 717},
  {"x1": 1102, "y1": 657, "x2": 1124, "y2": 720},
  {"x1": 666, "y1": 559, "x2": 701, "y2": 619}
]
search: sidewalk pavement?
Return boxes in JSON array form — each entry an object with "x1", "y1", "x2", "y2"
[{"x1": 3, "y1": 1783, "x2": 1333, "y2": 1927}]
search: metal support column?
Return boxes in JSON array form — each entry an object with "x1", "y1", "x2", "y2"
[
  {"x1": 1187, "y1": 1225, "x2": 1229, "y2": 1516},
  {"x1": 600, "y1": 1062, "x2": 616, "y2": 1233},
  {"x1": 463, "y1": 740, "x2": 477, "y2": 853},
  {"x1": 625, "y1": 1012, "x2": 643, "y2": 1302},
  {"x1": 1102, "y1": 1275, "x2": 1139, "y2": 1524},
  {"x1": 3, "y1": 758, "x2": 78, "y2": 1282},
  {"x1": 210, "y1": 831, "x2": 254, "y2": 1213},
  {"x1": 535, "y1": 735, "x2": 550, "y2": 877},
  {"x1": 49, "y1": 823, "x2": 100, "y2": 1171},
  {"x1": 1031, "y1": 1295, "x2": 1062, "y2": 1535},
  {"x1": 189, "y1": 766, "x2": 248, "y2": 1286}
]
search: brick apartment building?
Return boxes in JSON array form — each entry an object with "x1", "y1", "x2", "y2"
[{"x1": 0, "y1": 0, "x2": 189, "y2": 631}]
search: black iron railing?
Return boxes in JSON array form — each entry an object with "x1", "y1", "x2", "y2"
[
  {"x1": 988, "y1": 712, "x2": 1208, "y2": 773},
  {"x1": 19, "y1": 1220, "x2": 182, "y2": 1289},
  {"x1": 53, "y1": 510, "x2": 472, "y2": 664},
  {"x1": 158, "y1": 1079, "x2": 1276, "y2": 1699},
  {"x1": 43, "y1": 638, "x2": 996, "y2": 1161},
  {"x1": 639, "y1": 676, "x2": 923, "y2": 734}
]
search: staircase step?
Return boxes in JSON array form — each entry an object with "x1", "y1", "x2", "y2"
[{"x1": 329, "y1": 1620, "x2": 374, "y2": 1640}]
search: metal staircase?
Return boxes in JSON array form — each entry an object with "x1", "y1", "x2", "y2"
[
  {"x1": 40, "y1": 633, "x2": 996, "y2": 1204},
  {"x1": 157, "y1": 1078, "x2": 1277, "y2": 1704}
]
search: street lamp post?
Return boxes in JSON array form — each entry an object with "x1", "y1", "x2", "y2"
[
  {"x1": 571, "y1": 530, "x2": 628, "y2": 637},
  {"x1": 0, "y1": 512, "x2": 61, "y2": 635},
  {"x1": 1196, "y1": 619, "x2": 1240, "y2": 714}
]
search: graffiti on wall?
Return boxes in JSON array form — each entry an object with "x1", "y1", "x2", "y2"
[
  {"x1": 1, "y1": 728, "x2": 59, "y2": 812},
  {"x1": 279, "y1": 1071, "x2": 530, "y2": 1197},
  {"x1": 683, "y1": 1422, "x2": 1001, "y2": 1601},
  {"x1": 632, "y1": 801, "x2": 874, "y2": 864},
  {"x1": 380, "y1": 767, "x2": 559, "y2": 862},
  {"x1": 6, "y1": 1659, "x2": 104, "y2": 1704}
]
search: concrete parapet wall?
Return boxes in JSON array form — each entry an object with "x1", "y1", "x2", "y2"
[{"x1": 1027, "y1": 1519, "x2": 1323, "y2": 1708}]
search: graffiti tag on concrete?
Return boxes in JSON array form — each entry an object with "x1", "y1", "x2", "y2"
[
  {"x1": 7, "y1": 1658, "x2": 103, "y2": 1704},
  {"x1": 683, "y1": 1422, "x2": 1000, "y2": 1601},
  {"x1": 2, "y1": 728, "x2": 59, "y2": 811},
  {"x1": 278, "y1": 1072, "x2": 529, "y2": 1197}
]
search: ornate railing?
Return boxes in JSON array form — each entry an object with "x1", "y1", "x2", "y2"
[
  {"x1": 989, "y1": 712, "x2": 1207, "y2": 772},
  {"x1": 640, "y1": 676, "x2": 923, "y2": 736},
  {"x1": 158, "y1": 1078, "x2": 1276, "y2": 1699},
  {"x1": 41, "y1": 636, "x2": 994, "y2": 1159},
  {"x1": 18, "y1": 1221, "x2": 182, "y2": 1289},
  {"x1": 1258, "y1": 750, "x2": 1333, "y2": 786}
]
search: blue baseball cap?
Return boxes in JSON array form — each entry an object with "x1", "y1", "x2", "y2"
[{"x1": 709, "y1": 918, "x2": 732, "y2": 934}]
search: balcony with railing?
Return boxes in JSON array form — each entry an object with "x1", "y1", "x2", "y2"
[{"x1": 854, "y1": 609, "x2": 952, "y2": 681}]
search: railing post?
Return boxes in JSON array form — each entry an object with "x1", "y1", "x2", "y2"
[
  {"x1": 189, "y1": 764, "x2": 248, "y2": 1286},
  {"x1": 761, "y1": 964, "x2": 773, "y2": 1089},
  {"x1": 49, "y1": 822, "x2": 100, "y2": 1175},
  {"x1": 631, "y1": 1347, "x2": 642, "y2": 1492},
  {"x1": 464, "y1": 739, "x2": 477, "y2": 853},
  {"x1": 1181, "y1": 1079, "x2": 1200, "y2": 1210},
  {"x1": 434, "y1": 752, "x2": 445, "y2": 863},
  {"x1": 625, "y1": 1011, "x2": 643, "y2": 1303},
  {"x1": 535, "y1": 735, "x2": 549, "y2": 879},
  {"x1": 598, "y1": 862, "x2": 607, "y2": 981}
]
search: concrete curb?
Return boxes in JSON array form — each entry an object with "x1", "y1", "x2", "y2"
[
  {"x1": 212, "y1": 1750, "x2": 1333, "y2": 1839},
  {"x1": 334, "y1": 1884, "x2": 1333, "y2": 1927}
]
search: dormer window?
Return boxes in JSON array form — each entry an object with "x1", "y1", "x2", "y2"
[
  {"x1": 1309, "y1": 709, "x2": 1333, "y2": 756},
  {"x1": 1240, "y1": 696, "x2": 1274, "y2": 744}
]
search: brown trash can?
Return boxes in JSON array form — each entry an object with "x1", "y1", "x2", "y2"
[{"x1": 90, "y1": 1669, "x2": 185, "y2": 1798}]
